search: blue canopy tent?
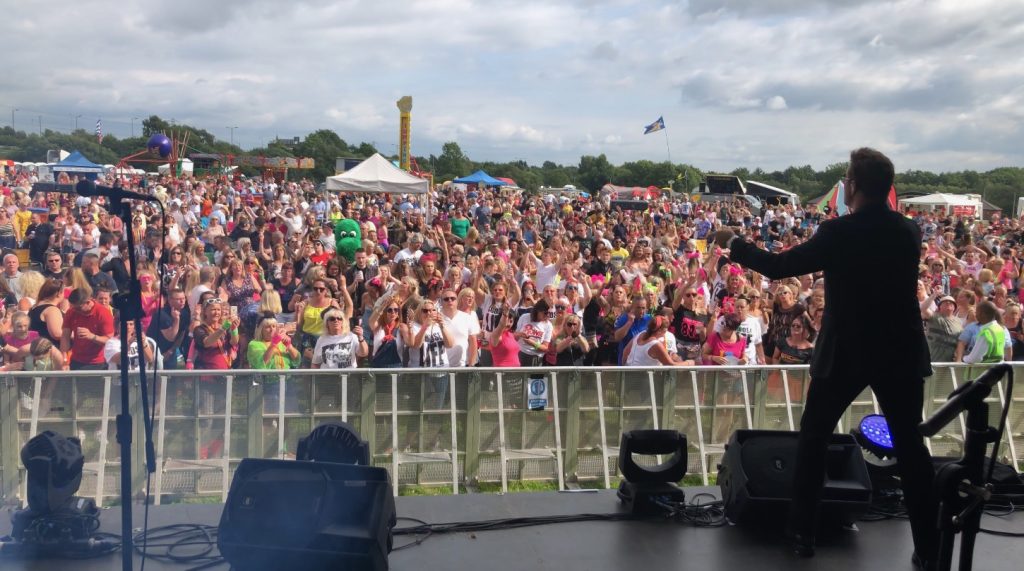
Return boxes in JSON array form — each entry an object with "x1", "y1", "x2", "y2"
[
  {"x1": 50, "y1": 150, "x2": 104, "y2": 180},
  {"x1": 453, "y1": 170, "x2": 506, "y2": 187}
]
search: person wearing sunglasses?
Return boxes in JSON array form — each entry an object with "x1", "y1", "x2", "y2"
[
  {"x1": 368, "y1": 294, "x2": 404, "y2": 368},
  {"x1": 551, "y1": 316, "x2": 590, "y2": 366},
  {"x1": 311, "y1": 308, "x2": 366, "y2": 370},
  {"x1": 192, "y1": 295, "x2": 239, "y2": 370},
  {"x1": 438, "y1": 288, "x2": 479, "y2": 368},
  {"x1": 42, "y1": 250, "x2": 64, "y2": 281},
  {"x1": 247, "y1": 316, "x2": 300, "y2": 370},
  {"x1": 406, "y1": 299, "x2": 453, "y2": 409},
  {"x1": 294, "y1": 278, "x2": 337, "y2": 365}
]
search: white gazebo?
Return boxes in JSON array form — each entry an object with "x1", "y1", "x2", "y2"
[
  {"x1": 898, "y1": 193, "x2": 983, "y2": 217},
  {"x1": 325, "y1": 153, "x2": 429, "y2": 195}
]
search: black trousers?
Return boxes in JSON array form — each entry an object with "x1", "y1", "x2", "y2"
[{"x1": 789, "y1": 372, "x2": 938, "y2": 560}]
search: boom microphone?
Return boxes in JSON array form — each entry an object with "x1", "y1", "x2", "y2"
[
  {"x1": 75, "y1": 180, "x2": 159, "y2": 203},
  {"x1": 919, "y1": 363, "x2": 1011, "y2": 437}
]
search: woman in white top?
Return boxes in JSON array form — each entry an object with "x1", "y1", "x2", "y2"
[
  {"x1": 623, "y1": 315, "x2": 682, "y2": 367},
  {"x1": 312, "y1": 307, "x2": 367, "y2": 369}
]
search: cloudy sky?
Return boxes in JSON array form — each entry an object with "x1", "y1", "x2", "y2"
[{"x1": 4, "y1": 0, "x2": 1022, "y2": 172}]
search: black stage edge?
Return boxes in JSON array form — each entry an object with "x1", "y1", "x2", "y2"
[{"x1": 3, "y1": 488, "x2": 1022, "y2": 570}]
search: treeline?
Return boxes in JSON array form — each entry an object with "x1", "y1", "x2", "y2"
[{"x1": 2, "y1": 116, "x2": 1022, "y2": 212}]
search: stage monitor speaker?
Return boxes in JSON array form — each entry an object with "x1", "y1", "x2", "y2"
[
  {"x1": 218, "y1": 458, "x2": 396, "y2": 571},
  {"x1": 718, "y1": 430, "x2": 872, "y2": 527}
]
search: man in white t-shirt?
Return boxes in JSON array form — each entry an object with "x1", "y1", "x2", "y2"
[
  {"x1": 712, "y1": 297, "x2": 765, "y2": 365},
  {"x1": 393, "y1": 234, "x2": 424, "y2": 267},
  {"x1": 439, "y1": 288, "x2": 480, "y2": 367}
]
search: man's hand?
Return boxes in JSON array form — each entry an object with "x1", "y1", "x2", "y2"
[{"x1": 710, "y1": 228, "x2": 736, "y2": 249}]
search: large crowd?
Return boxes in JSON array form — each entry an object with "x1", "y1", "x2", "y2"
[{"x1": 0, "y1": 166, "x2": 1019, "y2": 379}]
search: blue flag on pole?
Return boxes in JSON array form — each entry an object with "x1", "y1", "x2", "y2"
[{"x1": 643, "y1": 116, "x2": 665, "y2": 134}]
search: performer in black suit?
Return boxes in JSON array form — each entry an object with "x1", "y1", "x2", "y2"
[{"x1": 713, "y1": 148, "x2": 937, "y2": 570}]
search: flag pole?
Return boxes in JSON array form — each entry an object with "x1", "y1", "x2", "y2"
[{"x1": 663, "y1": 128, "x2": 672, "y2": 164}]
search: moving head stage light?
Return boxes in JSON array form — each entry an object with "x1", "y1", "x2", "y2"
[
  {"x1": 616, "y1": 429, "x2": 689, "y2": 514},
  {"x1": 1, "y1": 431, "x2": 117, "y2": 558}
]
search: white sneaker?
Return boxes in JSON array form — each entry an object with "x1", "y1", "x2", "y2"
[{"x1": 20, "y1": 392, "x2": 34, "y2": 410}]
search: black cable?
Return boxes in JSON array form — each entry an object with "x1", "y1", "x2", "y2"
[
  {"x1": 391, "y1": 494, "x2": 727, "y2": 552},
  {"x1": 392, "y1": 516, "x2": 432, "y2": 551},
  {"x1": 133, "y1": 524, "x2": 221, "y2": 565}
]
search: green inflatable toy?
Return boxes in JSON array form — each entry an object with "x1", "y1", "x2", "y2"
[{"x1": 335, "y1": 218, "x2": 362, "y2": 262}]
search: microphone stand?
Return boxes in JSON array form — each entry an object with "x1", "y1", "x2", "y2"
[
  {"x1": 919, "y1": 365, "x2": 1008, "y2": 571},
  {"x1": 105, "y1": 189, "x2": 158, "y2": 571}
]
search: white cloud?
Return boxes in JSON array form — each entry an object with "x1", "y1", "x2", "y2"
[
  {"x1": 766, "y1": 96, "x2": 788, "y2": 111},
  {"x1": 0, "y1": 0, "x2": 1020, "y2": 173}
]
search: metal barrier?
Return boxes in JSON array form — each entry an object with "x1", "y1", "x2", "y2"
[{"x1": 1, "y1": 364, "x2": 1020, "y2": 505}]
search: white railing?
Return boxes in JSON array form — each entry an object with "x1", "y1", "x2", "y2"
[{"x1": 0, "y1": 364, "x2": 1020, "y2": 505}]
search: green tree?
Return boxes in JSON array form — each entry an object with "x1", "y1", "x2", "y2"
[
  {"x1": 433, "y1": 141, "x2": 470, "y2": 181},
  {"x1": 294, "y1": 129, "x2": 349, "y2": 180},
  {"x1": 577, "y1": 154, "x2": 614, "y2": 193},
  {"x1": 141, "y1": 116, "x2": 170, "y2": 138}
]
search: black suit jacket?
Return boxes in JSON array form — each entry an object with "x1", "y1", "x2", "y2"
[{"x1": 730, "y1": 203, "x2": 932, "y2": 380}]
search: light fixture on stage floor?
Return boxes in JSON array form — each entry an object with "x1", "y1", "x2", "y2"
[
  {"x1": 853, "y1": 414, "x2": 895, "y2": 459},
  {"x1": 616, "y1": 429, "x2": 688, "y2": 514},
  {"x1": 851, "y1": 414, "x2": 901, "y2": 492},
  {"x1": 1, "y1": 431, "x2": 117, "y2": 558},
  {"x1": 297, "y1": 421, "x2": 372, "y2": 465}
]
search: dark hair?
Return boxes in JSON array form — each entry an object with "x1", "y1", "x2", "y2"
[
  {"x1": 848, "y1": 147, "x2": 894, "y2": 201},
  {"x1": 723, "y1": 313, "x2": 743, "y2": 331},
  {"x1": 68, "y1": 287, "x2": 92, "y2": 305},
  {"x1": 791, "y1": 312, "x2": 817, "y2": 342},
  {"x1": 531, "y1": 299, "x2": 550, "y2": 320}
]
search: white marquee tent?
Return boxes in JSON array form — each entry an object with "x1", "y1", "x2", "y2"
[
  {"x1": 325, "y1": 153, "x2": 429, "y2": 194},
  {"x1": 898, "y1": 193, "x2": 983, "y2": 216}
]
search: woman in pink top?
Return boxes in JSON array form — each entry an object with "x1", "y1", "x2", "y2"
[
  {"x1": 488, "y1": 306, "x2": 521, "y2": 367},
  {"x1": 702, "y1": 313, "x2": 748, "y2": 366}
]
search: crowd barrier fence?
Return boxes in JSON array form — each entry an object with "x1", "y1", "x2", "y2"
[{"x1": 0, "y1": 363, "x2": 1020, "y2": 505}]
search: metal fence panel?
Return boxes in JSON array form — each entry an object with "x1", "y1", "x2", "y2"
[{"x1": 1, "y1": 364, "x2": 1022, "y2": 504}]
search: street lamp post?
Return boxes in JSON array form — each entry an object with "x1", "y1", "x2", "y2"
[
  {"x1": 75, "y1": 114, "x2": 83, "y2": 131},
  {"x1": 131, "y1": 117, "x2": 139, "y2": 138},
  {"x1": 38, "y1": 115, "x2": 42, "y2": 134},
  {"x1": 226, "y1": 126, "x2": 238, "y2": 146},
  {"x1": 10, "y1": 108, "x2": 16, "y2": 129}
]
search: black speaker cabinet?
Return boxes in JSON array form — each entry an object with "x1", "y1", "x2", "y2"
[
  {"x1": 718, "y1": 430, "x2": 872, "y2": 526},
  {"x1": 218, "y1": 458, "x2": 396, "y2": 571}
]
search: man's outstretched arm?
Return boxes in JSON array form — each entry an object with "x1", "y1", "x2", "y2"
[{"x1": 712, "y1": 222, "x2": 834, "y2": 280}]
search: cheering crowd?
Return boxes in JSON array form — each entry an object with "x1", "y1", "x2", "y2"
[{"x1": 0, "y1": 167, "x2": 1019, "y2": 377}]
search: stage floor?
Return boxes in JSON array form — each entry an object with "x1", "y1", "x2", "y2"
[{"x1": 2, "y1": 488, "x2": 1022, "y2": 570}]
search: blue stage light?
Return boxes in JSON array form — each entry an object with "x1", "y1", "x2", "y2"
[
  {"x1": 851, "y1": 414, "x2": 896, "y2": 460},
  {"x1": 859, "y1": 415, "x2": 894, "y2": 451}
]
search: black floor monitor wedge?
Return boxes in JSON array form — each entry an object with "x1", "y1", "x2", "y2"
[
  {"x1": 718, "y1": 430, "x2": 872, "y2": 527},
  {"x1": 218, "y1": 458, "x2": 396, "y2": 571}
]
